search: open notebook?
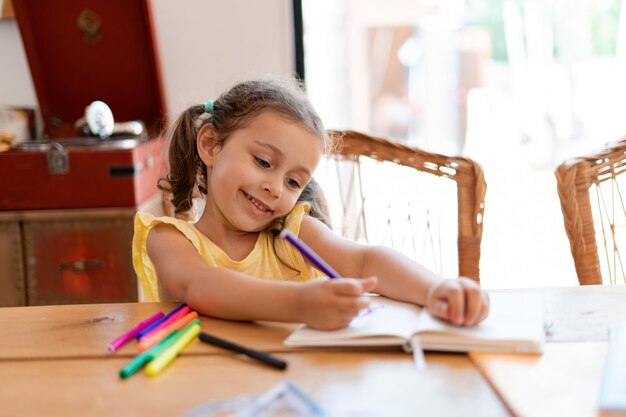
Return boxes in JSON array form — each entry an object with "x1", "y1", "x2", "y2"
[{"x1": 284, "y1": 292, "x2": 544, "y2": 353}]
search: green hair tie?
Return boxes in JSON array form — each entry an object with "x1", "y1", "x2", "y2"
[{"x1": 204, "y1": 100, "x2": 214, "y2": 113}]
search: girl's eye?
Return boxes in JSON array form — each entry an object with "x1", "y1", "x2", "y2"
[
  {"x1": 287, "y1": 178, "x2": 301, "y2": 189},
  {"x1": 255, "y1": 157, "x2": 270, "y2": 168}
]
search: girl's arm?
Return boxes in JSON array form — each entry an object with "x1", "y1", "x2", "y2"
[
  {"x1": 145, "y1": 223, "x2": 377, "y2": 330},
  {"x1": 299, "y1": 216, "x2": 489, "y2": 326}
]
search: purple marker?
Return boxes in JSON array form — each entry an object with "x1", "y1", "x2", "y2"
[
  {"x1": 279, "y1": 229, "x2": 340, "y2": 279},
  {"x1": 137, "y1": 303, "x2": 187, "y2": 340},
  {"x1": 108, "y1": 311, "x2": 164, "y2": 352},
  {"x1": 140, "y1": 305, "x2": 191, "y2": 339}
]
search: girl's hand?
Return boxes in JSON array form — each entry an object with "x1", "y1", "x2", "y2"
[
  {"x1": 426, "y1": 277, "x2": 489, "y2": 326},
  {"x1": 296, "y1": 276, "x2": 378, "y2": 330}
]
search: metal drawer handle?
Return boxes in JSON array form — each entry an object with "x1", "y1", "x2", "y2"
[{"x1": 59, "y1": 259, "x2": 105, "y2": 272}]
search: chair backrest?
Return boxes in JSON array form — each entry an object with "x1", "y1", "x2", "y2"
[
  {"x1": 316, "y1": 130, "x2": 486, "y2": 282},
  {"x1": 556, "y1": 138, "x2": 626, "y2": 285}
]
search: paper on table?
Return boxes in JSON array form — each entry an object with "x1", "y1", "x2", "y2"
[{"x1": 598, "y1": 322, "x2": 626, "y2": 416}]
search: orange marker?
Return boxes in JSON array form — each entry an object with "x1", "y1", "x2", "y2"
[{"x1": 137, "y1": 311, "x2": 199, "y2": 352}]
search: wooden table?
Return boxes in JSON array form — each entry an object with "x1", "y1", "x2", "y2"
[
  {"x1": 1, "y1": 285, "x2": 624, "y2": 417},
  {"x1": 471, "y1": 285, "x2": 626, "y2": 417}
]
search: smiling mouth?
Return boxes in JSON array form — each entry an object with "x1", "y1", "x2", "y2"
[{"x1": 244, "y1": 192, "x2": 272, "y2": 213}]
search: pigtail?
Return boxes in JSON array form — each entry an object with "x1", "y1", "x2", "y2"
[{"x1": 158, "y1": 104, "x2": 207, "y2": 218}]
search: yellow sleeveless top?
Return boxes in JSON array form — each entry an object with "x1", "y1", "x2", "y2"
[{"x1": 132, "y1": 203, "x2": 323, "y2": 301}]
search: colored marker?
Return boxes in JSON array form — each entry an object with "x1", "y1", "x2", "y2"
[
  {"x1": 137, "y1": 313, "x2": 199, "y2": 352},
  {"x1": 199, "y1": 332, "x2": 287, "y2": 370},
  {"x1": 145, "y1": 322, "x2": 201, "y2": 377},
  {"x1": 108, "y1": 311, "x2": 164, "y2": 352},
  {"x1": 119, "y1": 329, "x2": 182, "y2": 379},
  {"x1": 279, "y1": 229, "x2": 340, "y2": 278},
  {"x1": 136, "y1": 303, "x2": 187, "y2": 339},
  {"x1": 139, "y1": 305, "x2": 191, "y2": 340}
]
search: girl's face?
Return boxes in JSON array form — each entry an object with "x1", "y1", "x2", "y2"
[{"x1": 199, "y1": 110, "x2": 323, "y2": 233}]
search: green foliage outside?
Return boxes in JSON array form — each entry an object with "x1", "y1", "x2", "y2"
[{"x1": 465, "y1": 0, "x2": 622, "y2": 62}]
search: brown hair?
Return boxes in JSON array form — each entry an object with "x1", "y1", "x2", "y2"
[{"x1": 159, "y1": 77, "x2": 334, "y2": 228}]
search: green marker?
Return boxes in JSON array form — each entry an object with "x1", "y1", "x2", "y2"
[
  {"x1": 119, "y1": 318, "x2": 201, "y2": 379},
  {"x1": 119, "y1": 327, "x2": 182, "y2": 379}
]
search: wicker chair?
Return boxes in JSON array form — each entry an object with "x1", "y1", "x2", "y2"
[
  {"x1": 556, "y1": 138, "x2": 626, "y2": 285},
  {"x1": 321, "y1": 131, "x2": 486, "y2": 282}
]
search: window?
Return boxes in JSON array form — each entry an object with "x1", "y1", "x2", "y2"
[{"x1": 303, "y1": 0, "x2": 626, "y2": 288}]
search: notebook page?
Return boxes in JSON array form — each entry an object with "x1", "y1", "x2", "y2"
[
  {"x1": 284, "y1": 296, "x2": 423, "y2": 347},
  {"x1": 415, "y1": 292, "x2": 544, "y2": 352}
]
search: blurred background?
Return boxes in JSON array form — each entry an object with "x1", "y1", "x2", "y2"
[{"x1": 303, "y1": 0, "x2": 626, "y2": 288}]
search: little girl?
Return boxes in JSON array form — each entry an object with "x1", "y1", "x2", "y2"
[{"x1": 133, "y1": 77, "x2": 489, "y2": 330}]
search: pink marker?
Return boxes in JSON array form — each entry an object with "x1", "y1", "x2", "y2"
[{"x1": 108, "y1": 311, "x2": 165, "y2": 352}]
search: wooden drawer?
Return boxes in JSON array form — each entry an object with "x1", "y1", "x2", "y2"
[
  {"x1": 23, "y1": 212, "x2": 137, "y2": 305},
  {"x1": 0, "y1": 193, "x2": 164, "y2": 306},
  {"x1": 0, "y1": 220, "x2": 27, "y2": 306}
]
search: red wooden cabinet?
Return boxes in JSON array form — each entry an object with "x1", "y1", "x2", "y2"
[
  {"x1": 0, "y1": 220, "x2": 26, "y2": 307},
  {"x1": 0, "y1": 195, "x2": 164, "y2": 306},
  {"x1": 23, "y1": 211, "x2": 136, "y2": 305}
]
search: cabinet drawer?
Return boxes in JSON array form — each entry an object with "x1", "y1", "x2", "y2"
[
  {"x1": 0, "y1": 221, "x2": 26, "y2": 306},
  {"x1": 23, "y1": 215, "x2": 137, "y2": 305}
]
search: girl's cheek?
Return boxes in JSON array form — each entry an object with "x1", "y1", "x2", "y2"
[{"x1": 282, "y1": 195, "x2": 300, "y2": 212}]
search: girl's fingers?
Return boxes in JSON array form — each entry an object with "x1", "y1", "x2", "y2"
[
  {"x1": 336, "y1": 296, "x2": 371, "y2": 316},
  {"x1": 333, "y1": 278, "x2": 377, "y2": 318},
  {"x1": 460, "y1": 283, "x2": 483, "y2": 326},
  {"x1": 429, "y1": 300, "x2": 449, "y2": 320},
  {"x1": 457, "y1": 280, "x2": 490, "y2": 326},
  {"x1": 360, "y1": 276, "x2": 378, "y2": 292},
  {"x1": 332, "y1": 276, "x2": 378, "y2": 296},
  {"x1": 444, "y1": 285, "x2": 464, "y2": 326},
  {"x1": 429, "y1": 279, "x2": 489, "y2": 327},
  {"x1": 479, "y1": 291, "x2": 490, "y2": 322},
  {"x1": 331, "y1": 278, "x2": 364, "y2": 296}
]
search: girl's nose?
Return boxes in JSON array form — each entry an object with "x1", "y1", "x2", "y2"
[{"x1": 263, "y1": 177, "x2": 282, "y2": 198}]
